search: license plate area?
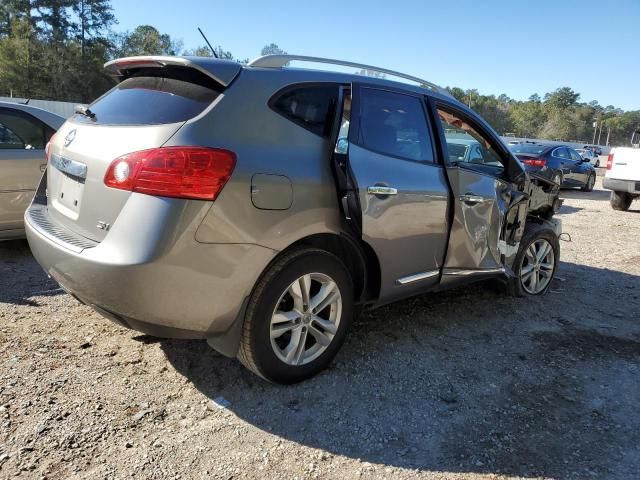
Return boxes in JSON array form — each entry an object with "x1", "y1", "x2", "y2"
[{"x1": 49, "y1": 165, "x2": 86, "y2": 220}]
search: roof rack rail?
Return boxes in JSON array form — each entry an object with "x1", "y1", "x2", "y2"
[{"x1": 248, "y1": 54, "x2": 452, "y2": 98}]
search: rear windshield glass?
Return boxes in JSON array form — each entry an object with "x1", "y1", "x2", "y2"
[
  {"x1": 75, "y1": 67, "x2": 222, "y2": 125},
  {"x1": 509, "y1": 143, "x2": 548, "y2": 155}
]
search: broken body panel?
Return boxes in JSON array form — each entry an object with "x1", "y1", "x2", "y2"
[{"x1": 332, "y1": 83, "x2": 561, "y2": 300}]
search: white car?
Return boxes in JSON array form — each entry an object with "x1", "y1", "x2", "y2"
[
  {"x1": 603, "y1": 131, "x2": 640, "y2": 211},
  {"x1": 575, "y1": 148, "x2": 600, "y2": 167}
]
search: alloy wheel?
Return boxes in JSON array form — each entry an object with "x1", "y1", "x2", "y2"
[
  {"x1": 270, "y1": 273, "x2": 342, "y2": 366},
  {"x1": 520, "y1": 239, "x2": 555, "y2": 294}
]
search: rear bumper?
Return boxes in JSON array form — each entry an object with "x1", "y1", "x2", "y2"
[
  {"x1": 25, "y1": 200, "x2": 277, "y2": 340},
  {"x1": 602, "y1": 177, "x2": 640, "y2": 194}
]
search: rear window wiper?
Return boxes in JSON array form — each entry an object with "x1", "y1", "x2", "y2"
[{"x1": 74, "y1": 104, "x2": 96, "y2": 120}]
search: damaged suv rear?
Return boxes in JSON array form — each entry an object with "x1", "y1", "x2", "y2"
[{"x1": 25, "y1": 54, "x2": 562, "y2": 383}]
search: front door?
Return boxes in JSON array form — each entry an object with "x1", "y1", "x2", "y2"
[
  {"x1": 432, "y1": 104, "x2": 526, "y2": 283},
  {"x1": 333, "y1": 84, "x2": 450, "y2": 301}
]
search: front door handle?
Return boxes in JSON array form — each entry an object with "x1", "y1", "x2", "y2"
[
  {"x1": 460, "y1": 193, "x2": 488, "y2": 204},
  {"x1": 367, "y1": 185, "x2": 398, "y2": 196}
]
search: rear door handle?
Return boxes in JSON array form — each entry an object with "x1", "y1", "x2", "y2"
[
  {"x1": 459, "y1": 193, "x2": 488, "y2": 204},
  {"x1": 367, "y1": 185, "x2": 398, "y2": 196},
  {"x1": 40, "y1": 164, "x2": 47, "y2": 173}
]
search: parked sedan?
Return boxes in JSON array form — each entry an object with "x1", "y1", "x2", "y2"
[
  {"x1": 446, "y1": 138, "x2": 483, "y2": 163},
  {"x1": 576, "y1": 148, "x2": 600, "y2": 167},
  {"x1": 584, "y1": 145, "x2": 602, "y2": 156},
  {"x1": 509, "y1": 142, "x2": 596, "y2": 191},
  {"x1": 1, "y1": 102, "x2": 64, "y2": 240}
]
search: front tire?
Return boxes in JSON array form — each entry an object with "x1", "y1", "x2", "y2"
[
  {"x1": 237, "y1": 248, "x2": 353, "y2": 384},
  {"x1": 507, "y1": 223, "x2": 560, "y2": 297},
  {"x1": 610, "y1": 191, "x2": 632, "y2": 211}
]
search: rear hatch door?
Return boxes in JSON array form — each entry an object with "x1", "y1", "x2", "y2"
[
  {"x1": 609, "y1": 147, "x2": 640, "y2": 182},
  {"x1": 46, "y1": 58, "x2": 240, "y2": 242}
]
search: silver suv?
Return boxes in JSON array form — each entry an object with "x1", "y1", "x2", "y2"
[{"x1": 26, "y1": 55, "x2": 562, "y2": 383}]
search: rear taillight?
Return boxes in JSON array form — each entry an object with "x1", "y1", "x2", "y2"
[
  {"x1": 522, "y1": 158, "x2": 546, "y2": 167},
  {"x1": 45, "y1": 134, "x2": 56, "y2": 162},
  {"x1": 104, "y1": 147, "x2": 236, "y2": 201},
  {"x1": 606, "y1": 151, "x2": 614, "y2": 170}
]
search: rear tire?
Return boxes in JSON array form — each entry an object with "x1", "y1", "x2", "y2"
[
  {"x1": 507, "y1": 223, "x2": 560, "y2": 297},
  {"x1": 237, "y1": 248, "x2": 353, "y2": 384},
  {"x1": 581, "y1": 173, "x2": 595, "y2": 192},
  {"x1": 610, "y1": 191, "x2": 632, "y2": 211},
  {"x1": 552, "y1": 172, "x2": 563, "y2": 186}
]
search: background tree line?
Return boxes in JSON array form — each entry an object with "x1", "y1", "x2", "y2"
[
  {"x1": 1, "y1": 1, "x2": 637, "y2": 146},
  {"x1": 446, "y1": 86, "x2": 640, "y2": 147},
  {"x1": 0, "y1": 1, "x2": 284, "y2": 102}
]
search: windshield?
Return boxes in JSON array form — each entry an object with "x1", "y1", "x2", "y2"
[{"x1": 509, "y1": 143, "x2": 548, "y2": 155}]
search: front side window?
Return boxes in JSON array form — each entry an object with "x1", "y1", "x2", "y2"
[
  {"x1": 272, "y1": 85, "x2": 338, "y2": 137},
  {"x1": 436, "y1": 107, "x2": 503, "y2": 168},
  {"x1": 355, "y1": 88, "x2": 434, "y2": 162},
  {"x1": 0, "y1": 109, "x2": 52, "y2": 149}
]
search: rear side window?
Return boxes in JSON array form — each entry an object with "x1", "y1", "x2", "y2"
[
  {"x1": 271, "y1": 85, "x2": 338, "y2": 137},
  {"x1": 0, "y1": 108, "x2": 54, "y2": 149},
  {"x1": 76, "y1": 67, "x2": 222, "y2": 126},
  {"x1": 356, "y1": 88, "x2": 434, "y2": 162}
]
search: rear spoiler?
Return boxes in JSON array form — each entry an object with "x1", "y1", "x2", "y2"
[{"x1": 104, "y1": 56, "x2": 242, "y2": 87}]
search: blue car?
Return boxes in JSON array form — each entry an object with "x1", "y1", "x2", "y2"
[{"x1": 509, "y1": 142, "x2": 596, "y2": 191}]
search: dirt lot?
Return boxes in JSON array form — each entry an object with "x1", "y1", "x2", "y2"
[{"x1": 1, "y1": 177, "x2": 639, "y2": 480}]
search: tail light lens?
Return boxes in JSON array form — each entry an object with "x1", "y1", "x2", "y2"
[
  {"x1": 104, "y1": 147, "x2": 236, "y2": 201},
  {"x1": 522, "y1": 158, "x2": 546, "y2": 167},
  {"x1": 606, "y1": 151, "x2": 614, "y2": 170},
  {"x1": 44, "y1": 134, "x2": 56, "y2": 162}
]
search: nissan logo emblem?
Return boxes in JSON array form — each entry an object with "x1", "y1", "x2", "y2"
[{"x1": 64, "y1": 129, "x2": 77, "y2": 147}]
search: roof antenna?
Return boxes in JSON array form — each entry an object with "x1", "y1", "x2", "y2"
[{"x1": 197, "y1": 27, "x2": 218, "y2": 58}]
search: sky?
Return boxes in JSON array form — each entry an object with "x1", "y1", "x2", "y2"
[{"x1": 110, "y1": 0, "x2": 640, "y2": 111}]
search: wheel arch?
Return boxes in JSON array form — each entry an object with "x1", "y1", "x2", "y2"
[
  {"x1": 206, "y1": 232, "x2": 381, "y2": 359},
  {"x1": 280, "y1": 232, "x2": 381, "y2": 303}
]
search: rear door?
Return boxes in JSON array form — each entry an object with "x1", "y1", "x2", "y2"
[
  {"x1": 609, "y1": 147, "x2": 640, "y2": 181},
  {"x1": 333, "y1": 84, "x2": 450, "y2": 300},
  {"x1": 432, "y1": 102, "x2": 527, "y2": 282},
  {"x1": 552, "y1": 147, "x2": 575, "y2": 184},
  {"x1": 0, "y1": 107, "x2": 52, "y2": 231}
]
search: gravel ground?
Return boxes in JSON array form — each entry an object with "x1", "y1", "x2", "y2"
[{"x1": 1, "y1": 177, "x2": 639, "y2": 480}]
